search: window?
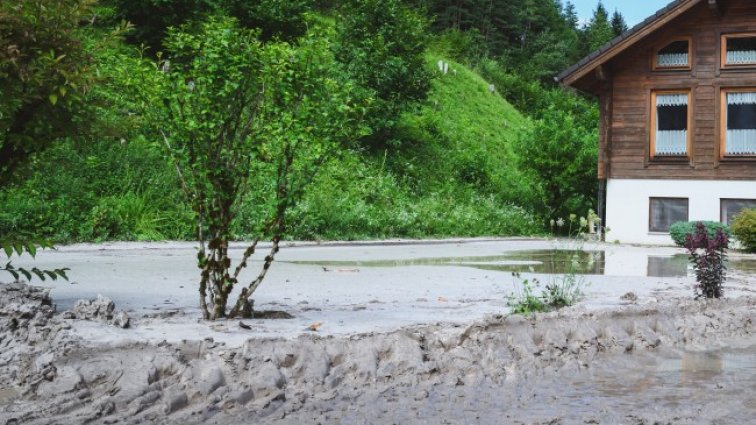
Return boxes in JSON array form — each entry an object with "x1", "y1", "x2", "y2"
[
  {"x1": 650, "y1": 91, "x2": 690, "y2": 157},
  {"x1": 654, "y1": 39, "x2": 691, "y2": 69},
  {"x1": 721, "y1": 199, "x2": 756, "y2": 224},
  {"x1": 649, "y1": 198, "x2": 688, "y2": 232},
  {"x1": 722, "y1": 33, "x2": 756, "y2": 67},
  {"x1": 721, "y1": 89, "x2": 756, "y2": 157}
]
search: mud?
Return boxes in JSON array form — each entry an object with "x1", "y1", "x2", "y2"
[{"x1": 1, "y1": 283, "x2": 754, "y2": 424}]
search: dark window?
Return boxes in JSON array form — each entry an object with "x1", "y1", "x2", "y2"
[
  {"x1": 721, "y1": 199, "x2": 756, "y2": 224},
  {"x1": 726, "y1": 36, "x2": 756, "y2": 65},
  {"x1": 656, "y1": 40, "x2": 690, "y2": 68},
  {"x1": 649, "y1": 198, "x2": 689, "y2": 232},
  {"x1": 723, "y1": 34, "x2": 756, "y2": 67},
  {"x1": 657, "y1": 105, "x2": 688, "y2": 130},
  {"x1": 723, "y1": 91, "x2": 756, "y2": 156}
]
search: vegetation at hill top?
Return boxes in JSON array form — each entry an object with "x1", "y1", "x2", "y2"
[{"x1": 1, "y1": 0, "x2": 619, "y2": 243}]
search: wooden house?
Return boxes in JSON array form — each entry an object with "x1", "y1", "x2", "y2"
[{"x1": 558, "y1": 0, "x2": 756, "y2": 244}]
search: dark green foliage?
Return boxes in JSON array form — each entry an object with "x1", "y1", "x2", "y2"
[
  {"x1": 106, "y1": 0, "x2": 216, "y2": 51},
  {"x1": 107, "y1": 0, "x2": 316, "y2": 51},
  {"x1": 611, "y1": 9, "x2": 628, "y2": 36},
  {"x1": 222, "y1": 0, "x2": 314, "y2": 41},
  {"x1": 0, "y1": 0, "x2": 105, "y2": 187},
  {"x1": 684, "y1": 222, "x2": 728, "y2": 299},
  {"x1": 669, "y1": 221, "x2": 731, "y2": 247},
  {"x1": 335, "y1": 0, "x2": 432, "y2": 148},
  {"x1": 731, "y1": 209, "x2": 756, "y2": 252}
]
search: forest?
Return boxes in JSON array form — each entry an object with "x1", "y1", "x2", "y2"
[{"x1": 0, "y1": 0, "x2": 628, "y2": 243}]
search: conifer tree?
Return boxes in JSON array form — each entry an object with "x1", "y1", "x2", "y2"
[
  {"x1": 610, "y1": 9, "x2": 628, "y2": 36},
  {"x1": 580, "y1": 2, "x2": 614, "y2": 55}
]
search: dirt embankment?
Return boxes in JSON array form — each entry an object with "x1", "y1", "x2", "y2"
[{"x1": 1, "y1": 283, "x2": 754, "y2": 425}]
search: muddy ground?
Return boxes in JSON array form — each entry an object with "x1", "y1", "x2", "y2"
[{"x1": 1, "y1": 240, "x2": 755, "y2": 424}]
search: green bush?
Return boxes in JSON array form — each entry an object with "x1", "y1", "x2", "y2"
[
  {"x1": 731, "y1": 209, "x2": 756, "y2": 252},
  {"x1": 669, "y1": 221, "x2": 731, "y2": 247}
]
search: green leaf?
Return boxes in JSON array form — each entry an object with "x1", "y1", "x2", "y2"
[
  {"x1": 57, "y1": 269, "x2": 70, "y2": 281},
  {"x1": 19, "y1": 268, "x2": 32, "y2": 281},
  {"x1": 49, "y1": 94, "x2": 58, "y2": 105},
  {"x1": 26, "y1": 242, "x2": 37, "y2": 258},
  {"x1": 3, "y1": 245, "x2": 12, "y2": 258},
  {"x1": 31, "y1": 268, "x2": 45, "y2": 280}
]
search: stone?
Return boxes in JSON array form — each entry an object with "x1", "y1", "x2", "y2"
[
  {"x1": 72, "y1": 295, "x2": 115, "y2": 321},
  {"x1": 111, "y1": 311, "x2": 130, "y2": 329}
]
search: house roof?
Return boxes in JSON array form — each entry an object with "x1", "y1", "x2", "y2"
[{"x1": 557, "y1": 0, "x2": 705, "y2": 91}]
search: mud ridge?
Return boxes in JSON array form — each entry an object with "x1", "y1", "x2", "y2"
[{"x1": 0, "y1": 283, "x2": 754, "y2": 424}]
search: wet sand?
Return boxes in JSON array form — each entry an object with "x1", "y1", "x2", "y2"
[{"x1": 1, "y1": 239, "x2": 755, "y2": 424}]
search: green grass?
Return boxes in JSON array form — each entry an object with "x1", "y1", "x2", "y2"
[
  {"x1": 280, "y1": 53, "x2": 542, "y2": 240},
  {"x1": 0, "y1": 51, "x2": 543, "y2": 242}
]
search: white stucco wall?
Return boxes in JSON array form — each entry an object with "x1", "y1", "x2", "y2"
[{"x1": 605, "y1": 179, "x2": 756, "y2": 245}]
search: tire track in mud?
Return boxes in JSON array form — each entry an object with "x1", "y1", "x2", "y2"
[{"x1": 1, "y1": 283, "x2": 754, "y2": 424}]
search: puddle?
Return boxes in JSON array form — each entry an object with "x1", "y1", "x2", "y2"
[
  {"x1": 0, "y1": 388, "x2": 17, "y2": 406},
  {"x1": 551, "y1": 345, "x2": 756, "y2": 421},
  {"x1": 289, "y1": 250, "x2": 756, "y2": 278},
  {"x1": 292, "y1": 250, "x2": 605, "y2": 274},
  {"x1": 595, "y1": 346, "x2": 756, "y2": 401}
]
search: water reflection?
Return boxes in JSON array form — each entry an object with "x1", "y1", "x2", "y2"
[
  {"x1": 574, "y1": 345, "x2": 756, "y2": 419},
  {"x1": 0, "y1": 388, "x2": 17, "y2": 406},
  {"x1": 647, "y1": 255, "x2": 689, "y2": 277},
  {"x1": 289, "y1": 250, "x2": 756, "y2": 278}
]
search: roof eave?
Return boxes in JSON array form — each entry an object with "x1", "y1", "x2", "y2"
[{"x1": 557, "y1": 0, "x2": 702, "y2": 92}]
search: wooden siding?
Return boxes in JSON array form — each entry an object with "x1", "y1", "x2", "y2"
[{"x1": 604, "y1": 0, "x2": 756, "y2": 180}]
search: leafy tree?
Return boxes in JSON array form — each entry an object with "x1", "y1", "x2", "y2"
[
  {"x1": 133, "y1": 17, "x2": 364, "y2": 319},
  {"x1": 0, "y1": 0, "x2": 103, "y2": 187},
  {"x1": 610, "y1": 9, "x2": 628, "y2": 36},
  {"x1": 518, "y1": 90, "x2": 598, "y2": 220},
  {"x1": 335, "y1": 0, "x2": 431, "y2": 148}
]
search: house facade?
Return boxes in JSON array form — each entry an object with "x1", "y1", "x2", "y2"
[{"x1": 558, "y1": 0, "x2": 756, "y2": 244}]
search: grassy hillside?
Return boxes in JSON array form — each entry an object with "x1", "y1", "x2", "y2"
[
  {"x1": 0, "y1": 52, "x2": 542, "y2": 242},
  {"x1": 279, "y1": 54, "x2": 541, "y2": 240}
]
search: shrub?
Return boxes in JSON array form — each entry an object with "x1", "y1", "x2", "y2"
[
  {"x1": 670, "y1": 221, "x2": 731, "y2": 247},
  {"x1": 731, "y1": 208, "x2": 756, "y2": 252},
  {"x1": 684, "y1": 222, "x2": 728, "y2": 299}
]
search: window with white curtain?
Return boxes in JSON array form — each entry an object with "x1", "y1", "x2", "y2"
[
  {"x1": 655, "y1": 39, "x2": 690, "y2": 69},
  {"x1": 723, "y1": 34, "x2": 756, "y2": 66},
  {"x1": 723, "y1": 90, "x2": 756, "y2": 156},
  {"x1": 652, "y1": 91, "x2": 689, "y2": 157}
]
